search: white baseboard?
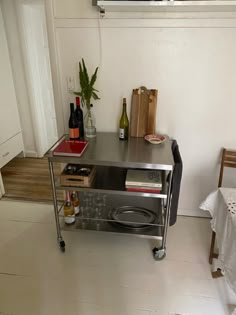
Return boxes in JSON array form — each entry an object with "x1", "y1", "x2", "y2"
[
  {"x1": 178, "y1": 208, "x2": 211, "y2": 218},
  {"x1": 24, "y1": 150, "x2": 38, "y2": 158}
]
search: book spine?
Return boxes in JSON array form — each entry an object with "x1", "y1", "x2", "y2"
[
  {"x1": 126, "y1": 187, "x2": 161, "y2": 193},
  {"x1": 125, "y1": 181, "x2": 162, "y2": 188}
]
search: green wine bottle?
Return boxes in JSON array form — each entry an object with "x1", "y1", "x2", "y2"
[{"x1": 119, "y1": 97, "x2": 129, "y2": 140}]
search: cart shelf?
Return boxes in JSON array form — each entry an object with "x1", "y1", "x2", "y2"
[
  {"x1": 55, "y1": 165, "x2": 168, "y2": 198},
  {"x1": 61, "y1": 218, "x2": 164, "y2": 240}
]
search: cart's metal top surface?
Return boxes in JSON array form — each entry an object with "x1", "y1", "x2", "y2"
[{"x1": 46, "y1": 133, "x2": 174, "y2": 170}]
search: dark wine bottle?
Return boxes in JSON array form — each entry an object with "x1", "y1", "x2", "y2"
[
  {"x1": 75, "y1": 97, "x2": 84, "y2": 139},
  {"x1": 69, "y1": 103, "x2": 79, "y2": 140},
  {"x1": 119, "y1": 97, "x2": 129, "y2": 140}
]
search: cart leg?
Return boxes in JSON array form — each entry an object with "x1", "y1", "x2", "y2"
[
  {"x1": 152, "y1": 247, "x2": 166, "y2": 260},
  {"x1": 59, "y1": 239, "x2": 66, "y2": 252},
  {"x1": 152, "y1": 171, "x2": 173, "y2": 261},
  {"x1": 48, "y1": 160, "x2": 66, "y2": 252}
]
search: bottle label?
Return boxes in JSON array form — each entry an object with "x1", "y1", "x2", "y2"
[
  {"x1": 119, "y1": 128, "x2": 125, "y2": 139},
  {"x1": 74, "y1": 205, "x2": 80, "y2": 215},
  {"x1": 64, "y1": 214, "x2": 75, "y2": 224},
  {"x1": 69, "y1": 128, "x2": 79, "y2": 139}
]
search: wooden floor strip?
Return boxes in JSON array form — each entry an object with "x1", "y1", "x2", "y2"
[{"x1": 1, "y1": 157, "x2": 63, "y2": 202}]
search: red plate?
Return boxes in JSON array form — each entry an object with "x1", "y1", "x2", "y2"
[{"x1": 144, "y1": 134, "x2": 166, "y2": 144}]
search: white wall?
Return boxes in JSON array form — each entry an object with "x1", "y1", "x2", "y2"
[{"x1": 48, "y1": 0, "x2": 236, "y2": 216}]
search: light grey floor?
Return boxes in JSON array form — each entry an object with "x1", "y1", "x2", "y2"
[{"x1": 0, "y1": 200, "x2": 235, "y2": 315}]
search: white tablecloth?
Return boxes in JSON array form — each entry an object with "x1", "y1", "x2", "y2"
[{"x1": 200, "y1": 188, "x2": 236, "y2": 293}]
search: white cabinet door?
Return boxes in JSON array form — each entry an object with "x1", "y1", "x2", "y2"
[{"x1": 0, "y1": 6, "x2": 21, "y2": 145}]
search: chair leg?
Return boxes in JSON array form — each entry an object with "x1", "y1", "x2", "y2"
[{"x1": 209, "y1": 231, "x2": 218, "y2": 264}]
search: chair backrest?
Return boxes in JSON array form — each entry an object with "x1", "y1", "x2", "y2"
[
  {"x1": 169, "y1": 140, "x2": 183, "y2": 226},
  {"x1": 218, "y1": 148, "x2": 236, "y2": 187}
]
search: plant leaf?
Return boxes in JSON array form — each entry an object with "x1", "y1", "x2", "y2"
[
  {"x1": 82, "y1": 58, "x2": 89, "y2": 85},
  {"x1": 78, "y1": 58, "x2": 100, "y2": 106},
  {"x1": 92, "y1": 92, "x2": 100, "y2": 100},
  {"x1": 79, "y1": 62, "x2": 85, "y2": 90},
  {"x1": 90, "y1": 67, "x2": 98, "y2": 88},
  {"x1": 74, "y1": 91, "x2": 82, "y2": 96}
]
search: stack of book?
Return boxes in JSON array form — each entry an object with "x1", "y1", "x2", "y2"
[
  {"x1": 125, "y1": 169, "x2": 162, "y2": 193},
  {"x1": 53, "y1": 139, "x2": 88, "y2": 157}
]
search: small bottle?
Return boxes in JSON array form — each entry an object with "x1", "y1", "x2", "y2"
[
  {"x1": 119, "y1": 97, "x2": 129, "y2": 140},
  {"x1": 69, "y1": 103, "x2": 79, "y2": 140},
  {"x1": 64, "y1": 191, "x2": 75, "y2": 225},
  {"x1": 71, "y1": 191, "x2": 80, "y2": 215},
  {"x1": 75, "y1": 97, "x2": 84, "y2": 139}
]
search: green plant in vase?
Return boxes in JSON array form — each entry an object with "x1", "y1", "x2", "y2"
[{"x1": 74, "y1": 58, "x2": 100, "y2": 138}]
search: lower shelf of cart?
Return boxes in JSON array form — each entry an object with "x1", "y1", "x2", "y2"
[{"x1": 60, "y1": 217, "x2": 164, "y2": 239}]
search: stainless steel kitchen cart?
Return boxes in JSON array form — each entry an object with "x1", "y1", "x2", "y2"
[{"x1": 45, "y1": 132, "x2": 174, "y2": 260}]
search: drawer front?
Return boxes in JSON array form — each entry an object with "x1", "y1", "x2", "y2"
[{"x1": 0, "y1": 133, "x2": 24, "y2": 168}]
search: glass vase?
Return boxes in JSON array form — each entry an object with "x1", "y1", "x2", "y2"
[{"x1": 84, "y1": 107, "x2": 96, "y2": 138}]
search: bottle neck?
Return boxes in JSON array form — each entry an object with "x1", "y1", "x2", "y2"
[
  {"x1": 70, "y1": 103, "x2": 74, "y2": 114},
  {"x1": 76, "y1": 97, "x2": 80, "y2": 107},
  {"x1": 66, "y1": 191, "x2": 71, "y2": 202},
  {"x1": 122, "y1": 103, "x2": 127, "y2": 114}
]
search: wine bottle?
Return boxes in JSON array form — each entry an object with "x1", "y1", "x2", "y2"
[
  {"x1": 119, "y1": 97, "x2": 129, "y2": 140},
  {"x1": 75, "y1": 97, "x2": 84, "y2": 139},
  {"x1": 69, "y1": 103, "x2": 79, "y2": 140},
  {"x1": 64, "y1": 191, "x2": 75, "y2": 225},
  {"x1": 71, "y1": 191, "x2": 80, "y2": 215}
]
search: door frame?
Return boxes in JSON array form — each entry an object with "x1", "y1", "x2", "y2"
[
  {"x1": 0, "y1": 172, "x2": 5, "y2": 198},
  {"x1": 44, "y1": 0, "x2": 65, "y2": 138},
  {"x1": 15, "y1": 0, "x2": 62, "y2": 156}
]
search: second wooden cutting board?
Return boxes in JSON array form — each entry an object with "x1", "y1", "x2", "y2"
[{"x1": 130, "y1": 86, "x2": 158, "y2": 137}]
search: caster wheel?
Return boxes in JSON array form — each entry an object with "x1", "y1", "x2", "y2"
[
  {"x1": 59, "y1": 240, "x2": 65, "y2": 252},
  {"x1": 152, "y1": 247, "x2": 166, "y2": 261}
]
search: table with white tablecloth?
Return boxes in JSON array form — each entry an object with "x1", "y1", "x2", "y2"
[{"x1": 200, "y1": 187, "x2": 236, "y2": 293}]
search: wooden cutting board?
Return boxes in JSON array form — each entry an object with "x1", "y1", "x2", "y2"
[
  {"x1": 130, "y1": 87, "x2": 158, "y2": 137},
  {"x1": 147, "y1": 89, "x2": 158, "y2": 135}
]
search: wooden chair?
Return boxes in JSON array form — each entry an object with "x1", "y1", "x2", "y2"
[{"x1": 209, "y1": 148, "x2": 236, "y2": 276}]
